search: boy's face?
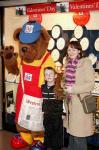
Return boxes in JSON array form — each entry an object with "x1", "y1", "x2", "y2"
[{"x1": 44, "y1": 69, "x2": 57, "y2": 83}]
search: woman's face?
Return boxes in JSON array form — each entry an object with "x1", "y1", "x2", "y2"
[{"x1": 67, "y1": 45, "x2": 80, "y2": 59}]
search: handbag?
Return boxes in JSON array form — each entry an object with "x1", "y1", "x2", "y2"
[{"x1": 77, "y1": 94, "x2": 97, "y2": 114}]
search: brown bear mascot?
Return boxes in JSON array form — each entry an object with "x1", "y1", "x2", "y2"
[{"x1": 0, "y1": 21, "x2": 64, "y2": 150}]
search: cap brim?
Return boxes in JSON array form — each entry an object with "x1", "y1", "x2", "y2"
[{"x1": 19, "y1": 31, "x2": 40, "y2": 44}]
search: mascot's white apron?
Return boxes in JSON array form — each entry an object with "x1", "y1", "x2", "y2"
[{"x1": 16, "y1": 53, "x2": 50, "y2": 131}]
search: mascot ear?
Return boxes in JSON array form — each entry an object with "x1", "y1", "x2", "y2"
[
  {"x1": 41, "y1": 27, "x2": 50, "y2": 43},
  {"x1": 13, "y1": 28, "x2": 22, "y2": 41}
]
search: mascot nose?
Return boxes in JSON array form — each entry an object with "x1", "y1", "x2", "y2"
[{"x1": 22, "y1": 47, "x2": 28, "y2": 53}]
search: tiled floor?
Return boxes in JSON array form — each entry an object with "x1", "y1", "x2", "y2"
[{"x1": 0, "y1": 130, "x2": 29, "y2": 150}]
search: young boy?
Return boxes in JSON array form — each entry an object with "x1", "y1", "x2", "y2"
[{"x1": 41, "y1": 67, "x2": 64, "y2": 150}]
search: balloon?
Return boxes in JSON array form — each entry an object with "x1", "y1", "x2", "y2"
[
  {"x1": 73, "y1": 12, "x2": 90, "y2": 26},
  {"x1": 29, "y1": 14, "x2": 42, "y2": 23}
]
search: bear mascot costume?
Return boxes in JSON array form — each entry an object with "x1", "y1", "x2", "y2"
[{"x1": 0, "y1": 20, "x2": 60, "y2": 149}]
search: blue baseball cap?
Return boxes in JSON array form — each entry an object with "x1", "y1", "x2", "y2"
[{"x1": 19, "y1": 21, "x2": 42, "y2": 44}]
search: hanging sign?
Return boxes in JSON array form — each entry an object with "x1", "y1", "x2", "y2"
[
  {"x1": 16, "y1": 0, "x2": 99, "y2": 16},
  {"x1": 69, "y1": 0, "x2": 99, "y2": 12},
  {"x1": 26, "y1": 3, "x2": 56, "y2": 15}
]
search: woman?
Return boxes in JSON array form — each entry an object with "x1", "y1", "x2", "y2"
[{"x1": 63, "y1": 41, "x2": 95, "y2": 150}]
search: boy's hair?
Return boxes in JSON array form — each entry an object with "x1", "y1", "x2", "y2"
[{"x1": 44, "y1": 67, "x2": 57, "y2": 74}]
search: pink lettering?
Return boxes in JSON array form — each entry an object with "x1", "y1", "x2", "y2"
[{"x1": 26, "y1": 99, "x2": 40, "y2": 106}]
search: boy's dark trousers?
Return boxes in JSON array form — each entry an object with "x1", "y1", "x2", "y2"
[{"x1": 43, "y1": 114, "x2": 63, "y2": 150}]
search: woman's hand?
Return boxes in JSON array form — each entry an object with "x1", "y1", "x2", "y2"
[{"x1": 64, "y1": 86, "x2": 72, "y2": 93}]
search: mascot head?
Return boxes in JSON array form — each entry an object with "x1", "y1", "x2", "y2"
[{"x1": 13, "y1": 21, "x2": 50, "y2": 63}]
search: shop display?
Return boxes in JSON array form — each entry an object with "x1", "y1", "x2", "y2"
[
  {"x1": 94, "y1": 38, "x2": 99, "y2": 52},
  {"x1": 56, "y1": 37, "x2": 66, "y2": 50},
  {"x1": 51, "y1": 25, "x2": 62, "y2": 39},
  {"x1": 74, "y1": 25, "x2": 83, "y2": 39},
  {"x1": 95, "y1": 111, "x2": 99, "y2": 133},
  {"x1": 51, "y1": 49, "x2": 60, "y2": 61},
  {"x1": 80, "y1": 37, "x2": 89, "y2": 51},
  {"x1": 48, "y1": 38, "x2": 55, "y2": 50},
  {"x1": 92, "y1": 81, "x2": 99, "y2": 96}
]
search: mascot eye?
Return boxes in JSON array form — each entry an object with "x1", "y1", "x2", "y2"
[
  {"x1": 22, "y1": 47, "x2": 28, "y2": 52},
  {"x1": 9, "y1": 46, "x2": 14, "y2": 50}
]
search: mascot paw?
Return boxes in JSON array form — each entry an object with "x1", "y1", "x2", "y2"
[
  {"x1": 29, "y1": 141, "x2": 45, "y2": 150},
  {"x1": 0, "y1": 46, "x2": 19, "y2": 75},
  {"x1": 1, "y1": 45, "x2": 18, "y2": 61},
  {"x1": 10, "y1": 133, "x2": 29, "y2": 149}
]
